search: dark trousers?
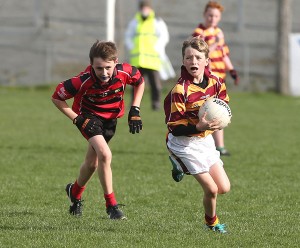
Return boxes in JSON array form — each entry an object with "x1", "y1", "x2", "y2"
[{"x1": 136, "y1": 67, "x2": 162, "y2": 110}]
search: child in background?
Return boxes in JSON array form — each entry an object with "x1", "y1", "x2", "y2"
[
  {"x1": 164, "y1": 37, "x2": 230, "y2": 233},
  {"x1": 192, "y1": 1, "x2": 239, "y2": 156}
]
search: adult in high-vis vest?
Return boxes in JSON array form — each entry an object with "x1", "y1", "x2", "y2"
[{"x1": 125, "y1": 0, "x2": 173, "y2": 110}]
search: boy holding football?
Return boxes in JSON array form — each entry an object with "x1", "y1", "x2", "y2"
[
  {"x1": 164, "y1": 37, "x2": 230, "y2": 233},
  {"x1": 52, "y1": 40, "x2": 144, "y2": 219}
]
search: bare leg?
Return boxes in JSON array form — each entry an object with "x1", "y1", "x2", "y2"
[
  {"x1": 89, "y1": 135, "x2": 113, "y2": 194},
  {"x1": 209, "y1": 163, "x2": 230, "y2": 194},
  {"x1": 212, "y1": 129, "x2": 224, "y2": 148},
  {"x1": 193, "y1": 172, "x2": 218, "y2": 217},
  {"x1": 193, "y1": 163, "x2": 230, "y2": 217},
  {"x1": 77, "y1": 144, "x2": 98, "y2": 186},
  {"x1": 213, "y1": 130, "x2": 230, "y2": 155}
]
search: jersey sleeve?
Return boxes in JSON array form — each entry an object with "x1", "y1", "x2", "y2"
[
  {"x1": 222, "y1": 44, "x2": 230, "y2": 56},
  {"x1": 192, "y1": 26, "x2": 204, "y2": 37},
  {"x1": 52, "y1": 77, "x2": 82, "y2": 101},
  {"x1": 165, "y1": 84, "x2": 189, "y2": 132},
  {"x1": 122, "y1": 64, "x2": 144, "y2": 86},
  {"x1": 215, "y1": 28, "x2": 230, "y2": 57}
]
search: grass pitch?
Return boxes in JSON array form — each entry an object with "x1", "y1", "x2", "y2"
[{"x1": 0, "y1": 86, "x2": 299, "y2": 247}]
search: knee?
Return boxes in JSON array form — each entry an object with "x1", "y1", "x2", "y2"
[
  {"x1": 99, "y1": 150, "x2": 112, "y2": 164},
  {"x1": 205, "y1": 185, "x2": 219, "y2": 198},
  {"x1": 218, "y1": 182, "x2": 231, "y2": 194}
]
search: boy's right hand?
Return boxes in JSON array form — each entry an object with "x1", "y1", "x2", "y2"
[
  {"x1": 196, "y1": 112, "x2": 221, "y2": 131},
  {"x1": 73, "y1": 115, "x2": 97, "y2": 133}
]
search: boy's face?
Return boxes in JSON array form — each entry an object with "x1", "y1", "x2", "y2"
[
  {"x1": 183, "y1": 46, "x2": 209, "y2": 81},
  {"x1": 204, "y1": 7, "x2": 221, "y2": 27},
  {"x1": 92, "y1": 57, "x2": 117, "y2": 83}
]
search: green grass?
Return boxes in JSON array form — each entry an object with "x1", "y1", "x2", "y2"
[{"x1": 0, "y1": 86, "x2": 299, "y2": 247}]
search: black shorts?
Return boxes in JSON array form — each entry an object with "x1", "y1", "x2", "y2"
[{"x1": 80, "y1": 114, "x2": 117, "y2": 143}]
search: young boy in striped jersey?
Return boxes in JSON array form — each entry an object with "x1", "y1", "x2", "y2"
[
  {"x1": 52, "y1": 40, "x2": 145, "y2": 220},
  {"x1": 192, "y1": 1, "x2": 239, "y2": 156},
  {"x1": 164, "y1": 37, "x2": 230, "y2": 233}
]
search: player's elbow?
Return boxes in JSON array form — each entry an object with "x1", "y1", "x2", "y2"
[
  {"x1": 51, "y1": 97, "x2": 60, "y2": 106},
  {"x1": 51, "y1": 96, "x2": 64, "y2": 105}
]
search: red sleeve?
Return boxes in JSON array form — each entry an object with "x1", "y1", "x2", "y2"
[
  {"x1": 52, "y1": 66, "x2": 90, "y2": 100},
  {"x1": 52, "y1": 82, "x2": 72, "y2": 100},
  {"x1": 122, "y1": 63, "x2": 144, "y2": 86},
  {"x1": 52, "y1": 77, "x2": 82, "y2": 100}
]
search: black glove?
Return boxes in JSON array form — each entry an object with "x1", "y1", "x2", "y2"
[
  {"x1": 229, "y1": 69, "x2": 239, "y2": 85},
  {"x1": 73, "y1": 115, "x2": 97, "y2": 134},
  {"x1": 128, "y1": 106, "x2": 142, "y2": 134}
]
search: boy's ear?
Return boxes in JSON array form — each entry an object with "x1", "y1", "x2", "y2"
[
  {"x1": 205, "y1": 58, "x2": 210, "y2": 66},
  {"x1": 115, "y1": 58, "x2": 119, "y2": 63}
]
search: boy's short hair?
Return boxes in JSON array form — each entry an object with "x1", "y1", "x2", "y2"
[
  {"x1": 182, "y1": 37, "x2": 209, "y2": 59},
  {"x1": 89, "y1": 40, "x2": 118, "y2": 64},
  {"x1": 139, "y1": 0, "x2": 152, "y2": 9},
  {"x1": 204, "y1": 1, "x2": 224, "y2": 13}
]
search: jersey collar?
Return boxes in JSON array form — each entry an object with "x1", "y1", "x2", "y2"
[{"x1": 181, "y1": 65, "x2": 210, "y2": 84}]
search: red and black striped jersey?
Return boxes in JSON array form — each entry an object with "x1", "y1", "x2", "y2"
[
  {"x1": 192, "y1": 23, "x2": 230, "y2": 80},
  {"x1": 164, "y1": 66, "x2": 229, "y2": 138},
  {"x1": 52, "y1": 63, "x2": 143, "y2": 119}
]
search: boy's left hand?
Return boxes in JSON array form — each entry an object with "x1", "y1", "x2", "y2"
[{"x1": 128, "y1": 106, "x2": 142, "y2": 134}]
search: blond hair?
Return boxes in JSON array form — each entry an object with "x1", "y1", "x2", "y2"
[{"x1": 182, "y1": 37, "x2": 209, "y2": 59}]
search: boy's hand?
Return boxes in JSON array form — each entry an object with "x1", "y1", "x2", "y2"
[
  {"x1": 196, "y1": 112, "x2": 221, "y2": 131},
  {"x1": 229, "y1": 69, "x2": 239, "y2": 85},
  {"x1": 73, "y1": 115, "x2": 97, "y2": 133},
  {"x1": 128, "y1": 106, "x2": 142, "y2": 134}
]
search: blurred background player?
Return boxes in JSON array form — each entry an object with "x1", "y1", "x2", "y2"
[
  {"x1": 125, "y1": 0, "x2": 173, "y2": 110},
  {"x1": 164, "y1": 37, "x2": 231, "y2": 233},
  {"x1": 52, "y1": 40, "x2": 144, "y2": 220},
  {"x1": 192, "y1": 1, "x2": 239, "y2": 156}
]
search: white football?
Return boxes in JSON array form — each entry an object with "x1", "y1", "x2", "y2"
[{"x1": 198, "y1": 98, "x2": 232, "y2": 129}]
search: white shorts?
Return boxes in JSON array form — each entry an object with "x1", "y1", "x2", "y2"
[{"x1": 167, "y1": 133, "x2": 223, "y2": 175}]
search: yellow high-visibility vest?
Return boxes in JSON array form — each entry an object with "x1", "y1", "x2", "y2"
[{"x1": 130, "y1": 10, "x2": 161, "y2": 70}]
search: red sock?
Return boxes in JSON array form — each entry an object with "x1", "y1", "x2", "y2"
[
  {"x1": 104, "y1": 192, "x2": 117, "y2": 208},
  {"x1": 205, "y1": 214, "x2": 218, "y2": 226},
  {"x1": 71, "y1": 180, "x2": 86, "y2": 200}
]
